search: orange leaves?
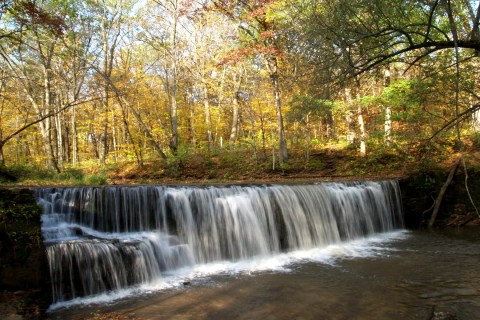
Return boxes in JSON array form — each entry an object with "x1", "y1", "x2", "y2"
[
  {"x1": 14, "y1": 1, "x2": 67, "y2": 35},
  {"x1": 260, "y1": 30, "x2": 275, "y2": 39},
  {"x1": 220, "y1": 47, "x2": 256, "y2": 65},
  {"x1": 219, "y1": 44, "x2": 283, "y2": 65},
  {"x1": 211, "y1": 0, "x2": 283, "y2": 66},
  {"x1": 212, "y1": 0, "x2": 278, "y2": 21},
  {"x1": 178, "y1": 0, "x2": 197, "y2": 17},
  {"x1": 256, "y1": 44, "x2": 284, "y2": 58},
  {"x1": 246, "y1": 5, "x2": 268, "y2": 20}
]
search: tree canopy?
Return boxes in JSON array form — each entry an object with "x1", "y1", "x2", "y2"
[{"x1": 0, "y1": 0, "x2": 478, "y2": 179}]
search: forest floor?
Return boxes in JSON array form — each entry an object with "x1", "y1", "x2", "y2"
[
  {"x1": 3, "y1": 140, "x2": 480, "y2": 187},
  {"x1": 0, "y1": 146, "x2": 433, "y2": 186}
]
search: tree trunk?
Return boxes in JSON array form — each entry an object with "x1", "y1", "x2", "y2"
[
  {"x1": 119, "y1": 103, "x2": 143, "y2": 166},
  {"x1": 384, "y1": 68, "x2": 392, "y2": 147},
  {"x1": 189, "y1": 94, "x2": 197, "y2": 148},
  {"x1": 109, "y1": 85, "x2": 167, "y2": 160},
  {"x1": 0, "y1": 141, "x2": 4, "y2": 167},
  {"x1": 214, "y1": 66, "x2": 227, "y2": 147},
  {"x1": 229, "y1": 95, "x2": 240, "y2": 146},
  {"x1": 325, "y1": 108, "x2": 335, "y2": 140},
  {"x1": 169, "y1": 0, "x2": 180, "y2": 154},
  {"x1": 249, "y1": 107, "x2": 258, "y2": 164},
  {"x1": 100, "y1": 32, "x2": 110, "y2": 165},
  {"x1": 112, "y1": 107, "x2": 118, "y2": 162},
  {"x1": 55, "y1": 106, "x2": 64, "y2": 169},
  {"x1": 346, "y1": 110, "x2": 356, "y2": 145},
  {"x1": 259, "y1": 108, "x2": 267, "y2": 158},
  {"x1": 472, "y1": 106, "x2": 480, "y2": 133},
  {"x1": 428, "y1": 157, "x2": 461, "y2": 227},
  {"x1": 273, "y1": 78, "x2": 288, "y2": 163},
  {"x1": 99, "y1": 124, "x2": 108, "y2": 164},
  {"x1": 358, "y1": 104, "x2": 367, "y2": 157},
  {"x1": 345, "y1": 88, "x2": 356, "y2": 146},
  {"x1": 170, "y1": 85, "x2": 179, "y2": 153},
  {"x1": 229, "y1": 71, "x2": 243, "y2": 146},
  {"x1": 39, "y1": 118, "x2": 60, "y2": 172},
  {"x1": 42, "y1": 64, "x2": 60, "y2": 172},
  {"x1": 99, "y1": 3, "x2": 122, "y2": 165},
  {"x1": 271, "y1": 122, "x2": 276, "y2": 171},
  {"x1": 353, "y1": 81, "x2": 367, "y2": 157},
  {"x1": 72, "y1": 104, "x2": 79, "y2": 166},
  {"x1": 385, "y1": 106, "x2": 392, "y2": 146},
  {"x1": 266, "y1": 55, "x2": 288, "y2": 164},
  {"x1": 305, "y1": 113, "x2": 311, "y2": 162},
  {"x1": 204, "y1": 86, "x2": 213, "y2": 148}
]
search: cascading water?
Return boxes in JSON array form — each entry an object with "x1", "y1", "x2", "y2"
[{"x1": 36, "y1": 181, "x2": 404, "y2": 308}]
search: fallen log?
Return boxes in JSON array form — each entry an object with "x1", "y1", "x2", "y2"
[{"x1": 428, "y1": 157, "x2": 461, "y2": 228}]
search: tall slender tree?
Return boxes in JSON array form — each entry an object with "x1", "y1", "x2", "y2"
[{"x1": 211, "y1": 0, "x2": 289, "y2": 164}]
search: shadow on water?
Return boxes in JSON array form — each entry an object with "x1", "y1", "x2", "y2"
[{"x1": 51, "y1": 227, "x2": 480, "y2": 320}]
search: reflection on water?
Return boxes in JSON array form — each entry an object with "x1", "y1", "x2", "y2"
[{"x1": 51, "y1": 228, "x2": 480, "y2": 320}]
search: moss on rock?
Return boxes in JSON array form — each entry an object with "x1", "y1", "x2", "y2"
[{"x1": 0, "y1": 188, "x2": 50, "y2": 318}]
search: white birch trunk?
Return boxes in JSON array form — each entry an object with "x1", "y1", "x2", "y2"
[{"x1": 384, "y1": 69, "x2": 392, "y2": 147}]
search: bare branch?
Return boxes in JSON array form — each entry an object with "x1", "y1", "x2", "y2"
[
  {"x1": 471, "y1": 2, "x2": 480, "y2": 40},
  {"x1": 0, "y1": 97, "x2": 99, "y2": 147},
  {"x1": 352, "y1": 39, "x2": 480, "y2": 75},
  {"x1": 425, "y1": 0, "x2": 440, "y2": 43},
  {"x1": 428, "y1": 104, "x2": 480, "y2": 141}
]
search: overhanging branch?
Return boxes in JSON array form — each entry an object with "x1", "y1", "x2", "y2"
[
  {"x1": 428, "y1": 103, "x2": 480, "y2": 141},
  {"x1": 352, "y1": 39, "x2": 480, "y2": 75},
  {"x1": 0, "y1": 97, "x2": 99, "y2": 147}
]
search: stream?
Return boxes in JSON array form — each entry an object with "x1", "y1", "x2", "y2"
[{"x1": 49, "y1": 227, "x2": 480, "y2": 320}]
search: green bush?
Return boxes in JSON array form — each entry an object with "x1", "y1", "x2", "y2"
[
  {"x1": 2, "y1": 164, "x2": 54, "y2": 182},
  {"x1": 84, "y1": 172, "x2": 108, "y2": 185},
  {"x1": 55, "y1": 168, "x2": 85, "y2": 183}
]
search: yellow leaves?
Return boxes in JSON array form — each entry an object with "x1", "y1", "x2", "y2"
[{"x1": 246, "y1": 4, "x2": 268, "y2": 20}]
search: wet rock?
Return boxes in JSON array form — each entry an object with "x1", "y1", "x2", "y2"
[
  {"x1": 73, "y1": 226, "x2": 84, "y2": 236},
  {"x1": 427, "y1": 306, "x2": 457, "y2": 320},
  {"x1": 429, "y1": 311, "x2": 457, "y2": 320},
  {"x1": 0, "y1": 188, "x2": 49, "y2": 291},
  {"x1": 0, "y1": 188, "x2": 50, "y2": 319}
]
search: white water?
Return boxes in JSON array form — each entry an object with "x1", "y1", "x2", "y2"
[
  {"x1": 47, "y1": 230, "x2": 409, "y2": 311},
  {"x1": 36, "y1": 181, "x2": 404, "y2": 309}
]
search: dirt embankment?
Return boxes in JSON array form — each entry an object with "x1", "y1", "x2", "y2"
[{"x1": 401, "y1": 166, "x2": 480, "y2": 228}]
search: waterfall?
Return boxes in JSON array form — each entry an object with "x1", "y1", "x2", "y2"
[{"x1": 36, "y1": 181, "x2": 403, "y2": 305}]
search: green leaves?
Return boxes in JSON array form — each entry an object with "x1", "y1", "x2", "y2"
[{"x1": 287, "y1": 95, "x2": 336, "y2": 123}]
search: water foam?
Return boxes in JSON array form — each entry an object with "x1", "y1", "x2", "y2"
[
  {"x1": 47, "y1": 230, "x2": 408, "y2": 311},
  {"x1": 37, "y1": 181, "x2": 405, "y2": 309}
]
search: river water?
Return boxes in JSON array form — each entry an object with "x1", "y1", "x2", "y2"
[{"x1": 50, "y1": 227, "x2": 480, "y2": 320}]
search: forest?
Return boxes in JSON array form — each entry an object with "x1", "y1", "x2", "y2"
[
  {"x1": 0, "y1": 0, "x2": 479, "y2": 184},
  {"x1": 2, "y1": 2, "x2": 480, "y2": 319}
]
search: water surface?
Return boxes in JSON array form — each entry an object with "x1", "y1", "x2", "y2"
[{"x1": 50, "y1": 228, "x2": 480, "y2": 320}]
